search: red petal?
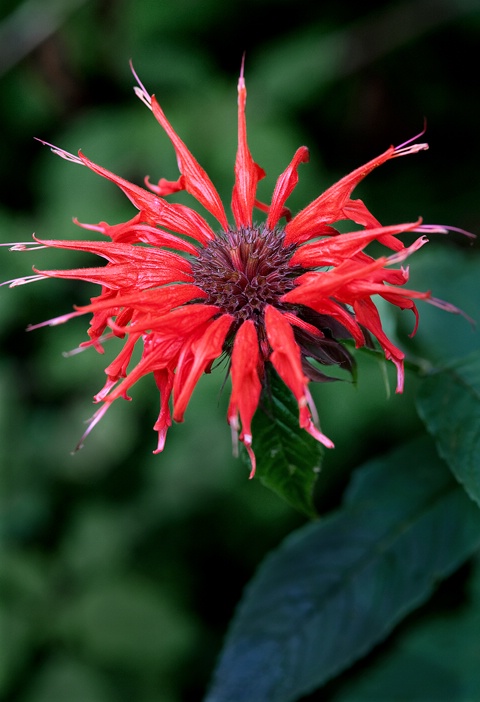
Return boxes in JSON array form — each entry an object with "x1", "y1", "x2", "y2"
[
  {"x1": 285, "y1": 146, "x2": 397, "y2": 246},
  {"x1": 77, "y1": 151, "x2": 216, "y2": 244},
  {"x1": 76, "y1": 217, "x2": 200, "y2": 256},
  {"x1": 265, "y1": 305, "x2": 334, "y2": 449},
  {"x1": 285, "y1": 257, "x2": 388, "y2": 302},
  {"x1": 95, "y1": 306, "x2": 221, "y2": 411},
  {"x1": 104, "y1": 333, "x2": 140, "y2": 382},
  {"x1": 267, "y1": 146, "x2": 309, "y2": 229},
  {"x1": 173, "y1": 313, "x2": 234, "y2": 420},
  {"x1": 231, "y1": 68, "x2": 266, "y2": 227},
  {"x1": 354, "y1": 297, "x2": 405, "y2": 392},
  {"x1": 74, "y1": 284, "x2": 206, "y2": 318},
  {"x1": 289, "y1": 221, "x2": 422, "y2": 268},
  {"x1": 150, "y1": 96, "x2": 229, "y2": 229},
  {"x1": 227, "y1": 320, "x2": 262, "y2": 477},
  {"x1": 265, "y1": 305, "x2": 309, "y2": 398},
  {"x1": 153, "y1": 368, "x2": 175, "y2": 453},
  {"x1": 34, "y1": 237, "x2": 193, "y2": 268},
  {"x1": 145, "y1": 175, "x2": 185, "y2": 196},
  {"x1": 35, "y1": 262, "x2": 192, "y2": 290}
]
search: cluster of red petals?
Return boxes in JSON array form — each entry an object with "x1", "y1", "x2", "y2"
[{"x1": 6, "y1": 65, "x2": 461, "y2": 476}]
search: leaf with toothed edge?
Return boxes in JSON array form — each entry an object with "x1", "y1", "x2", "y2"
[
  {"x1": 417, "y1": 349, "x2": 480, "y2": 508},
  {"x1": 249, "y1": 366, "x2": 324, "y2": 517}
]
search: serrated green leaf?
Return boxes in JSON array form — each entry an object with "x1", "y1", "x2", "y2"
[
  {"x1": 205, "y1": 437, "x2": 480, "y2": 702},
  {"x1": 251, "y1": 368, "x2": 324, "y2": 517},
  {"x1": 417, "y1": 349, "x2": 480, "y2": 507}
]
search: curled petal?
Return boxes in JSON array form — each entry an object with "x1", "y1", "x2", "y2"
[
  {"x1": 354, "y1": 297, "x2": 405, "y2": 393},
  {"x1": 153, "y1": 368, "x2": 175, "y2": 453},
  {"x1": 145, "y1": 174, "x2": 185, "y2": 196}
]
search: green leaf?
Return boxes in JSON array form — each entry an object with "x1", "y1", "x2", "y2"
[
  {"x1": 205, "y1": 437, "x2": 480, "y2": 702},
  {"x1": 416, "y1": 349, "x2": 480, "y2": 507},
  {"x1": 251, "y1": 368, "x2": 324, "y2": 517},
  {"x1": 332, "y1": 555, "x2": 480, "y2": 702}
]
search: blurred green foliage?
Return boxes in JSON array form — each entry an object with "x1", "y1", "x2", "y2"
[{"x1": 1, "y1": 0, "x2": 480, "y2": 700}]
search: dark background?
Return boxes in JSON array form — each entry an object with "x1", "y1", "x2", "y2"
[{"x1": 1, "y1": 1, "x2": 480, "y2": 700}]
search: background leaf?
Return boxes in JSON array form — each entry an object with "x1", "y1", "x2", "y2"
[
  {"x1": 251, "y1": 368, "x2": 324, "y2": 517},
  {"x1": 417, "y1": 350, "x2": 480, "y2": 507},
  {"x1": 330, "y1": 554, "x2": 480, "y2": 702},
  {"x1": 205, "y1": 436, "x2": 480, "y2": 702}
]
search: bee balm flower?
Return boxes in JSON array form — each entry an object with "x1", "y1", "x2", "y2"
[{"x1": 3, "y1": 63, "x2": 464, "y2": 476}]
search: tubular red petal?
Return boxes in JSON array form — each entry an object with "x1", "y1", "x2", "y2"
[
  {"x1": 354, "y1": 297, "x2": 405, "y2": 392},
  {"x1": 285, "y1": 146, "x2": 397, "y2": 246},
  {"x1": 145, "y1": 175, "x2": 185, "y2": 196},
  {"x1": 104, "y1": 333, "x2": 140, "y2": 382},
  {"x1": 76, "y1": 217, "x2": 200, "y2": 255},
  {"x1": 112, "y1": 304, "x2": 221, "y2": 338},
  {"x1": 299, "y1": 404, "x2": 335, "y2": 449},
  {"x1": 265, "y1": 305, "x2": 334, "y2": 449},
  {"x1": 149, "y1": 96, "x2": 229, "y2": 229},
  {"x1": 33, "y1": 237, "x2": 193, "y2": 268},
  {"x1": 73, "y1": 284, "x2": 206, "y2": 318},
  {"x1": 285, "y1": 257, "x2": 389, "y2": 303},
  {"x1": 280, "y1": 311, "x2": 325, "y2": 338},
  {"x1": 154, "y1": 200, "x2": 217, "y2": 244},
  {"x1": 289, "y1": 221, "x2": 422, "y2": 268},
  {"x1": 267, "y1": 146, "x2": 309, "y2": 229},
  {"x1": 35, "y1": 262, "x2": 192, "y2": 291},
  {"x1": 93, "y1": 309, "x2": 220, "y2": 412},
  {"x1": 227, "y1": 320, "x2": 262, "y2": 477},
  {"x1": 231, "y1": 68, "x2": 266, "y2": 228},
  {"x1": 265, "y1": 305, "x2": 309, "y2": 397},
  {"x1": 76, "y1": 151, "x2": 216, "y2": 244},
  {"x1": 173, "y1": 313, "x2": 234, "y2": 421},
  {"x1": 153, "y1": 368, "x2": 175, "y2": 453}
]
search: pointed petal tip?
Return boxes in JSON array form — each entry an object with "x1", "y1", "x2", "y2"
[
  {"x1": 242, "y1": 435, "x2": 257, "y2": 478},
  {"x1": 239, "y1": 52, "x2": 246, "y2": 87}
]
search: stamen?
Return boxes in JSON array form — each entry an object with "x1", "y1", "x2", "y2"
[
  {"x1": 394, "y1": 142, "x2": 429, "y2": 158},
  {"x1": 27, "y1": 311, "x2": 80, "y2": 330},
  {"x1": 423, "y1": 224, "x2": 476, "y2": 239},
  {"x1": 34, "y1": 138, "x2": 84, "y2": 164},
  {"x1": 73, "y1": 404, "x2": 110, "y2": 453},
  {"x1": 0, "y1": 241, "x2": 47, "y2": 251},
  {"x1": 130, "y1": 59, "x2": 152, "y2": 110},
  {"x1": 395, "y1": 121, "x2": 427, "y2": 151},
  {"x1": 1, "y1": 274, "x2": 48, "y2": 288},
  {"x1": 62, "y1": 333, "x2": 114, "y2": 357}
]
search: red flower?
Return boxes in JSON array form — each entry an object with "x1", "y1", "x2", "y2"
[{"x1": 4, "y1": 64, "x2": 465, "y2": 476}]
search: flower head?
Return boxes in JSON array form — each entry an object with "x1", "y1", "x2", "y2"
[{"x1": 4, "y1": 63, "x2": 466, "y2": 476}]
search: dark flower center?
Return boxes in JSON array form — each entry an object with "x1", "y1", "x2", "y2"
[{"x1": 191, "y1": 225, "x2": 304, "y2": 324}]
